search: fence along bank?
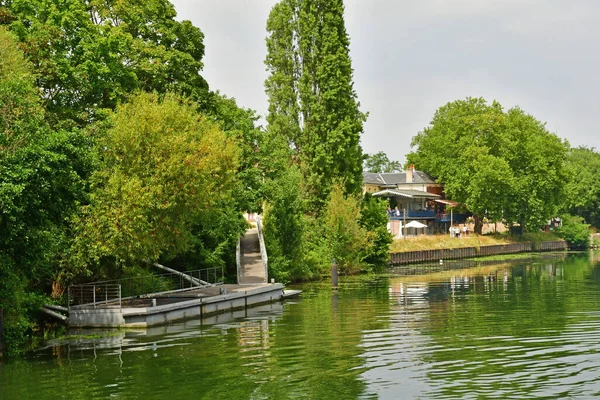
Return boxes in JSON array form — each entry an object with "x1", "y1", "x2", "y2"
[{"x1": 390, "y1": 240, "x2": 567, "y2": 265}]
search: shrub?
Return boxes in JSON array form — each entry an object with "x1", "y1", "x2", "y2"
[
  {"x1": 321, "y1": 184, "x2": 372, "y2": 275},
  {"x1": 263, "y1": 166, "x2": 306, "y2": 282},
  {"x1": 556, "y1": 214, "x2": 590, "y2": 248},
  {"x1": 360, "y1": 194, "x2": 392, "y2": 269}
]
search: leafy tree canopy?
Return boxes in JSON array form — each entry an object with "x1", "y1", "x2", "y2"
[
  {"x1": 207, "y1": 92, "x2": 264, "y2": 213},
  {"x1": 0, "y1": 27, "x2": 93, "y2": 352},
  {"x1": 265, "y1": 0, "x2": 366, "y2": 210},
  {"x1": 364, "y1": 151, "x2": 401, "y2": 173},
  {"x1": 407, "y1": 97, "x2": 567, "y2": 233},
  {"x1": 70, "y1": 92, "x2": 239, "y2": 273},
  {"x1": 322, "y1": 183, "x2": 372, "y2": 274},
  {"x1": 561, "y1": 146, "x2": 600, "y2": 228},
  {"x1": 2, "y1": 0, "x2": 208, "y2": 126}
]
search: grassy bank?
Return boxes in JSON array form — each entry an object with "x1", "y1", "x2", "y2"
[{"x1": 390, "y1": 232, "x2": 561, "y2": 253}]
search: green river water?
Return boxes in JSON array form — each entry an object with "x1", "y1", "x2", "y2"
[{"x1": 2, "y1": 252, "x2": 600, "y2": 399}]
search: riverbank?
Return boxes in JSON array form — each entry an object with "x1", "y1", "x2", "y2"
[
  {"x1": 389, "y1": 232, "x2": 566, "y2": 265},
  {"x1": 390, "y1": 232, "x2": 560, "y2": 253}
]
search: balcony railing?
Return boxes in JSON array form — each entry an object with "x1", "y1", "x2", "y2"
[
  {"x1": 389, "y1": 211, "x2": 469, "y2": 222},
  {"x1": 390, "y1": 210, "x2": 437, "y2": 219}
]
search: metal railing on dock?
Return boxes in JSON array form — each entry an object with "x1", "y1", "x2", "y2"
[
  {"x1": 68, "y1": 266, "x2": 224, "y2": 309},
  {"x1": 68, "y1": 284, "x2": 121, "y2": 310}
]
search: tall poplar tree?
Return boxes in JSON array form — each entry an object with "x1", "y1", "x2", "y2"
[{"x1": 265, "y1": 0, "x2": 366, "y2": 210}]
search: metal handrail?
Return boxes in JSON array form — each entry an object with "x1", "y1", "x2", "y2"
[
  {"x1": 256, "y1": 215, "x2": 269, "y2": 283},
  {"x1": 68, "y1": 284, "x2": 121, "y2": 310},
  {"x1": 76, "y1": 267, "x2": 223, "y2": 286},
  {"x1": 68, "y1": 266, "x2": 225, "y2": 309}
]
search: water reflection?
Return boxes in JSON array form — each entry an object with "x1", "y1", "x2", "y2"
[
  {"x1": 360, "y1": 253, "x2": 600, "y2": 399},
  {"x1": 3, "y1": 253, "x2": 600, "y2": 399}
]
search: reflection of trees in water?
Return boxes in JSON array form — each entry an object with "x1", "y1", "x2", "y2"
[
  {"x1": 238, "y1": 288, "x2": 391, "y2": 399},
  {"x1": 416, "y1": 254, "x2": 600, "y2": 399},
  {"x1": 3, "y1": 285, "x2": 392, "y2": 399}
]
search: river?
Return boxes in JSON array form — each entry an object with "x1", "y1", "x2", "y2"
[{"x1": 2, "y1": 252, "x2": 600, "y2": 399}]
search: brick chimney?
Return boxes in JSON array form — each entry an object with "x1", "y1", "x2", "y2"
[{"x1": 406, "y1": 164, "x2": 415, "y2": 183}]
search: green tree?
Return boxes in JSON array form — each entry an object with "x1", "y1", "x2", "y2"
[
  {"x1": 364, "y1": 151, "x2": 402, "y2": 173},
  {"x1": 0, "y1": 27, "x2": 93, "y2": 353},
  {"x1": 70, "y1": 92, "x2": 239, "y2": 274},
  {"x1": 3, "y1": 0, "x2": 208, "y2": 126},
  {"x1": 207, "y1": 93, "x2": 264, "y2": 214},
  {"x1": 359, "y1": 193, "x2": 392, "y2": 268},
  {"x1": 561, "y1": 147, "x2": 600, "y2": 228},
  {"x1": 322, "y1": 183, "x2": 372, "y2": 274},
  {"x1": 407, "y1": 97, "x2": 567, "y2": 233},
  {"x1": 263, "y1": 166, "x2": 307, "y2": 282},
  {"x1": 265, "y1": 0, "x2": 366, "y2": 211}
]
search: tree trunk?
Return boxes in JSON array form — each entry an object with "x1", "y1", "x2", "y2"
[{"x1": 474, "y1": 215, "x2": 483, "y2": 235}]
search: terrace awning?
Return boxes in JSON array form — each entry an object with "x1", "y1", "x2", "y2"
[
  {"x1": 372, "y1": 189, "x2": 440, "y2": 199},
  {"x1": 434, "y1": 199, "x2": 460, "y2": 207}
]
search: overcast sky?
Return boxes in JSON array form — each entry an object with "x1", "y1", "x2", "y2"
[{"x1": 171, "y1": 0, "x2": 600, "y2": 164}]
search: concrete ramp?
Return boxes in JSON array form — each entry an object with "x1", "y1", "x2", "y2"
[{"x1": 237, "y1": 217, "x2": 268, "y2": 284}]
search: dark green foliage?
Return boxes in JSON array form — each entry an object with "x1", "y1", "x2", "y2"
[
  {"x1": 360, "y1": 194, "x2": 392, "y2": 268},
  {"x1": 3, "y1": 0, "x2": 208, "y2": 126},
  {"x1": 364, "y1": 152, "x2": 401, "y2": 173},
  {"x1": 265, "y1": 0, "x2": 366, "y2": 212},
  {"x1": 207, "y1": 93, "x2": 264, "y2": 214},
  {"x1": 263, "y1": 166, "x2": 307, "y2": 282},
  {"x1": 262, "y1": 1, "x2": 390, "y2": 281},
  {"x1": 172, "y1": 203, "x2": 247, "y2": 280},
  {"x1": 561, "y1": 147, "x2": 600, "y2": 229},
  {"x1": 0, "y1": 27, "x2": 94, "y2": 354},
  {"x1": 0, "y1": 15, "x2": 262, "y2": 352},
  {"x1": 556, "y1": 214, "x2": 590, "y2": 249}
]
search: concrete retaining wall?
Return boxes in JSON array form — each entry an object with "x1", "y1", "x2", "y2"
[{"x1": 390, "y1": 240, "x2": 567, "y2": 265}]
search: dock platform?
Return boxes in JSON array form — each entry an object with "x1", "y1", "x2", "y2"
[
  {"x1": 67, "y1": 215, "x2": 300, "y2": 329},
  {"x1": 69, "y1": 283, "x2": 292, "y2": 328}
]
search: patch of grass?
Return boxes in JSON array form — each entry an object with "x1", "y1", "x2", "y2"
[
  {"x1": 390, "y1": 232, "x2": 562, "y2": 253},
  {"x1": 519, "y1": 231, "x2": 561, "y2": 244},
  {"x1": 470, "y1": 253, "x2": 546, "y2": 262},
  {"x1": 52, "y1": 329, "x2": 127, "y2": 341},
  {"x1": 390, "y1": 234, "x2": 509, "y2": 253}
]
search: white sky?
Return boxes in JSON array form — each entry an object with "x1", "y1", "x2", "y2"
[{"x1": 171, "y1": 0, "x2": 600, "y2": 164}]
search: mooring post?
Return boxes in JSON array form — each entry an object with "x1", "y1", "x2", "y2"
[
  {"x1": 0, "y1": 308, "x2": 4, "y2": 356},
  {"x1": 331, "y1": 258, "x2": 338, "y2": 288}
]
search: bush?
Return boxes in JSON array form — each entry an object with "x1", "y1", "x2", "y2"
[
  {"x1": 360, "y1": 194, "x2": 392, "y2": 269},
  {"x1": 263, "y1": 166, "x2": 307, "y2": 282},
  {"x1": 556, "y1": 214, "x2": 590, "y2": 248},
  {"x1": 321, "y1": 184, "x2": 372, "y2": 275}
]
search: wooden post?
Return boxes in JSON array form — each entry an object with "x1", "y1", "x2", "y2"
[
  {"x1": 403, "y1": 208, "x2": 407, "y2": 238},
  {"x1": 331, "y1": 259, "x2": 338, "y2": 288},
  {"x1": 0, "y1": 308, "x2": 4, "y2": 356}
]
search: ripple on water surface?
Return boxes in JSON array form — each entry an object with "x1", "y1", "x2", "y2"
[{"x1": 2, "y1": 253, "x2": 600, "y2": 399}]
